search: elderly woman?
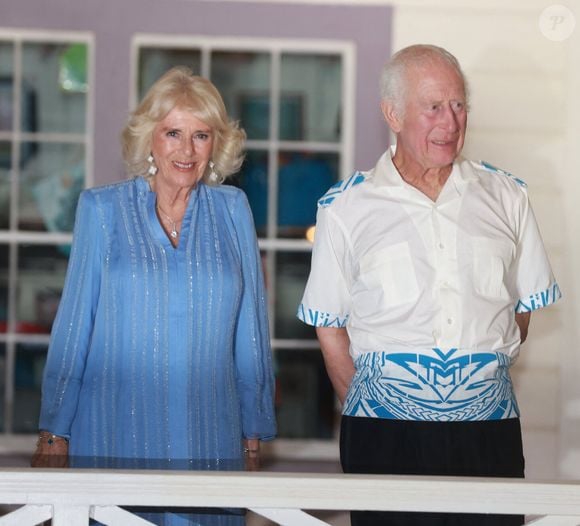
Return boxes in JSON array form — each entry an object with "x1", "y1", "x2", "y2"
[{"x1": 31, "y1": 66, "x2": 276, "y2": 525}]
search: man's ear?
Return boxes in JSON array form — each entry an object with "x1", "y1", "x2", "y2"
[{"x1": 381, "y1": 100, "x2": 402, "y2": 133}]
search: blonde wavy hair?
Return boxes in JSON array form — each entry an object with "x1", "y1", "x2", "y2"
[{"x1": 121, "y1": 66, "x2": 246, "y2": 184}]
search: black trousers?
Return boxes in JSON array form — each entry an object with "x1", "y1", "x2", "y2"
[{"x1": 340, "y1": 416, "x2": 525, "y2": 526}]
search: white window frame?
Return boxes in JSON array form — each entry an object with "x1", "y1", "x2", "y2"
[
  {"x1": 131, "y1": 35, "x2": 355, "y2": 456},
  {"x1": 0, "y1": 28, "x2": 94, "y2": 436}
]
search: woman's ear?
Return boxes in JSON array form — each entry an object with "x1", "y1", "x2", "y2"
[{"x1": 381, "y1": 100, "x2": 402, "y2": 134}]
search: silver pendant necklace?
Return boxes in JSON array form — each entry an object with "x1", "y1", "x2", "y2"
[{"x1": 157, "y1": 203, "x2": 179, "y2": 239}]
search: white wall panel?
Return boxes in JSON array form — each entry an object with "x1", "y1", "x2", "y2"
[
  {"x1": 468, "y1": 75, "x2": 566, "y2": 133},
  {"x1": 463, "y1": 130, "x2": 565, "y2": 190},
  {"x1": 522, "y1": 429, "x2": 559, "y2": 479},
  {"x1": 516, "y1": 310, "x2": 563, "y2": 369},
  {"x1": 512, "y1": 367, "x2": 560, "y2": 428},
  {"x1": 393, "y1": 7, "x2": 569, "y2": 75},
  {"x1": 529, "y1": 190, "x2": 569, "y2": 250},
  {"x1": 391, "y1": 2, "x2": 576, "y2": 480}
]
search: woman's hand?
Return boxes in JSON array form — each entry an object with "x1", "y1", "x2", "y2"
[
  {"x1": 30, "y1": 431, "x2": 69, "y2": 468},
  {"x1": 243, "y1": 438, "x2": 260, "y2": 472}
]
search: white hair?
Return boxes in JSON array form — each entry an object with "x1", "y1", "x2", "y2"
[{"x1": 380, "y1": 44, "x2": 470, "y2": 116}]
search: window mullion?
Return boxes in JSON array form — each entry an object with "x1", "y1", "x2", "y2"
[
  {"x1": 201, "y1": 46, "x2": 211, "y2": 79},
  {"x1": 341, "y1": 44, "x2": 355, "y2": 180},
  {"x1": 10, "y1": 40, "x2": 22, "y2": 233},
  {"x1": 267, "y1": 50, "x2": 281, "y2": 241}
]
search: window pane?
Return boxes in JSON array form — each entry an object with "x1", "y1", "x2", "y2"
[
  {"x1": 278, "y1": 151, "x2": 338, "y2": 239},
  {"x1": 19, "y1": 142, "x2": 84, "y2": 232},
  {"x1": 0, "y1": 42, "x2": 14, "y2": 132},
  {"x1": 138, "y1": 48, "x2": 202, "y2": 100},
  {"x1": 211, "y1": 51, "x2": 271, "y2": 140},
  {"x1": 280, "y1": 54, "x2": 342, "y2": 142},
  {"x1": 17, "y1": 244, "x2": 69, "y2": 334},
  {"x1": 22, "y1": 42, "x2": 87, "y2": 134},
  {"x1": 275, "y1": 348, "x2": 335, "y2": 439},
  {"x1": 0, "y1": 141, "x2": 10, "y2": 229},
  {"x1": 13, "y1": 343, "x2": 47, "y2": 433},
  {"x1": 275, "y1": 251, "x2": 315, "y2": 340},
  {"x1": 237, "y1": 149, "x2": 268, "y2": 236}
]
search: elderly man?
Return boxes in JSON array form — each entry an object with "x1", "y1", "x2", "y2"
[{"x1": 298, "y1": 44, "x2": 561, "y2": 526}]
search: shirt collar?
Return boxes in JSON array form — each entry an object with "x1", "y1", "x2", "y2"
[{"x1": 370, "y1": 145, "x2": 478, "y2": 199}]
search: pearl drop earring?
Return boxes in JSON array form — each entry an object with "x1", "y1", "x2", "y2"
[
  {"x1": 209, "y1": 161, "x2": 219, "y2": 183},
  {"x1": 147, "y1": 154, "x2": 158, "y2": 176}
]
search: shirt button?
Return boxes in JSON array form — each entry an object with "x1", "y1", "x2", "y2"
[
  {"x1": 438, "y1": 242, "x2": 445, "y2": 250},
  {"x1": 447, "y1": 318, "x2": 454, "y2": 325}
]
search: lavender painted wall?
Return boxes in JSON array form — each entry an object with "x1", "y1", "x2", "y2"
[{"x1": 3, "y1": 0, "x2": 392, "y2": 186}]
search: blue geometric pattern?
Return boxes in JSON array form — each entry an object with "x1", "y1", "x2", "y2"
[
  {"x1": 477, "y1": 160, "x2": 527, "y2": 187},
  {"x1": 296, "y1": 303, "x2": 348, "y2": 328},
  {"x1": 317, "y1": 172, "x2": 366, "y2": 208},
  {"x1": 516, "y1": 281, "x2": 561, "y2": 312},
  {"x1": 343, "y1": 349, "x2": 519, "y2": 421}
]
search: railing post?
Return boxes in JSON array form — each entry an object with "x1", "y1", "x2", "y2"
[{"x1": 52, "y1": 504, "x2": 90, "y2": 525}]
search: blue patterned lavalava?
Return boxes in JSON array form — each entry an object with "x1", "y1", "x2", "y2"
[{"x1": 343, "y1": 348, "x2": 519, "y2": 421}]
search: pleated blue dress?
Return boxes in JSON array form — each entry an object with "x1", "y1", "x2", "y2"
[{"x1": 39, "y1": 177, "x2": 276, "y2": 525}]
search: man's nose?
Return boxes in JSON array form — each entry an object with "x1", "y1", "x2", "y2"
[{"x1": 441, "y1": 104, "x2": 459, "y2": 131}]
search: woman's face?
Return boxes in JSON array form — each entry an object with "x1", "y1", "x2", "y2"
[{"x1": 150, "y1": 106, "x2": 214, "y2": 191}]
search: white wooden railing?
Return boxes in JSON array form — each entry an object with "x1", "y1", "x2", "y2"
[{"x1": 1, "y1": 468, "x2": 580, "y2": 525}]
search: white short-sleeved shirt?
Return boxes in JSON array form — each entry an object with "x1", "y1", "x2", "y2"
[{"x1": 298, "y1": 148, "x2": 561, "y2": 421}]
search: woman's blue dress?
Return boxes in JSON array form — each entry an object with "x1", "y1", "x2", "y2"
[{"x1": 39, "y1": 177, "x2": 276, "y2": 525}]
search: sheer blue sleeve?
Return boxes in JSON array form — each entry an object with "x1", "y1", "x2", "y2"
[
  {"x1": 232, "y1": 192, "x2": 276, "y2": 440},
  {"x1": 39, "y1": 190, "x2": 103, "y2": 438}
]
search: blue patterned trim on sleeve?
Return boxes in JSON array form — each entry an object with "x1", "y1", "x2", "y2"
[
  {"x1": 317, "y1": 172, "x2": 366, "y2": 208},
  {"x1": 297, "y1": 304, "x2": 349, "y2": 328},
  {"x1": 515, "y1": 281, "x2": 562, "y2": 313},
  {"x1": 477, "y1": 160, "x2": 527, "y2": 187}
]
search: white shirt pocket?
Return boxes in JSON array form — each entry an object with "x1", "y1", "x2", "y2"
[
  {"x1": 472, "y1": 237, "x2": 514, "y2": 300},
  {"x1": 358, "y1": 241, "x2": 420, "y2": 308}
]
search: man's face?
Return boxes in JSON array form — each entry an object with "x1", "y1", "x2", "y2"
[{"x1": 388, "y1": 60, "x2": 468, "y2": 171}]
